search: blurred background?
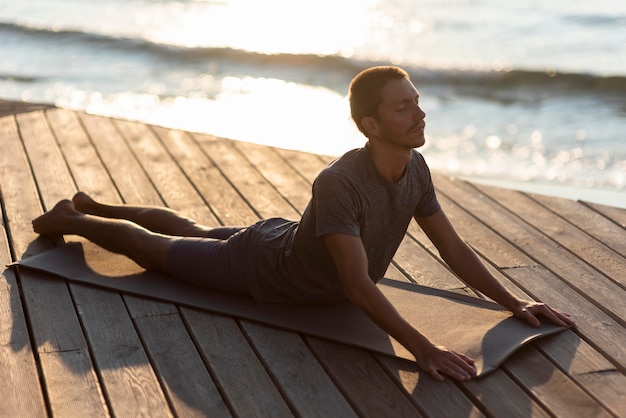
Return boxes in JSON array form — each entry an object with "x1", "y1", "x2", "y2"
[{"x1": 1, "y1": 0, "x2": 625, "y2": 207}]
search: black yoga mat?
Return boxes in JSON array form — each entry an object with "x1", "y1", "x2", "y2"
[{"x1": 15, "y1": 240, "x2": 569, "y2": 377}]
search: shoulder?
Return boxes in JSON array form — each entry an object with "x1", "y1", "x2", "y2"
[
  {"x1": 408, "y1": 150, "x2": 434, "y2": 178},
  {"x1": 315, "y1": 148, "x2": 366, "y2": 184},
  {"x1": 326, "y1": 148, "x2": 365, "y2": 171},
  {"x1": 410, "y1": 149, "x2": 429, "y2": 168}
]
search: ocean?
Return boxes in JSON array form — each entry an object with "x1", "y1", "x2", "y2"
[{"x1": 1, "y1": 0, "x2": 625, "y2": 208}]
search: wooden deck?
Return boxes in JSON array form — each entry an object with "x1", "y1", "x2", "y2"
[{"x1": 1, "y1": 100, "x2": 625, "y2": 417}]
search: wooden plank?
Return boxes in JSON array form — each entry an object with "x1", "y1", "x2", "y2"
[
  {"x1": 0, "y1": 99, "x2": 54, "y2": 117},
  {"x1": 410, "y1": 192, "x2": 532, "y2": 270},
  {"x1": 233, "y1": 140, "x2": 315, "y2": 215},
  {"x1": 78, "y1": 113, "x2": 163, "y2": 206},
  {"x1": 274, "y1": 147, "x2": 330, "y2": 184},
  {"x1": 114, "y1": 119, "x2": 218, "y2": 225},
  {"x1": 584, "y1": 201, "x2": 626, "y2": 229},
  {"x1": 45, "y1": 109, "x2": 118, "y2": 203},
  {"x1": 152, "y1": 127, "x2": 258, "y2": 226},
  {"x1": 53, "y1": 112, "x2": 230, "y2": 416},
  {"x1": 15, "y1": 111, "x2": 76, "y2": 208},
  {"x1": 124, "y1": 296, "x2": 179, "y2": 317},
  {"x1": 376, "y1": 356, "x2": 485, "y2": 417},
  {"x1": 462, "y1": 369, "x2": 551, "y2": 418},
  {"x1": 504, "y1": 345, "x2": 613, "y2": 418},
  {"x1": 124, "y1": 301, "x2": 231, "y2": 418},
  {"x1": 408, "y1": 192, "x2": 567, "y2": 301},
  {"x1": 4, "y1": 111, "x2": 109, "y2": 416},
  {"x1": 538, "y1": 331, "x2": 626, "y2": 417},
  {"x1": 306, "y1": 338, "x2": 426, "y2": 417},
  {"x1": 390, "y1": 234, "x2": 467, "y2": 289},
  {"x1": 193, "y1": 134, "x2": 299, "y2": 220},
  {"x1": 241, "y1": 321, "x2": 358, "y2": 417},
  {"x1": 474, "y1": 183, "x2": 626, "y2": 286},
  {"x1": 529, "y1": 192, "x2": 626, "y2": 257},
  {"x1": 433, "y1": 174, "x2": 626, "y2": 325},
  {"x1": 504, "y1": 265, "x2": 626, "y2": 373},
  {"x1": 183, "y1": 310, "x2": 293, "y2": 417},
  {"x1": 38, "y1": 349, "x2": 108, "y2": 416},
  {"x1": 124, "y1": 295, "x2": 232, "y2": 417},
  {"x1": 0, "y1": 115, "x2": 47, "y2": 417},
  {"x1": 69, "y1": 284, "x2": 173, "y2": 418},
  {"x1": 0, "y1": 268, "x2": 48, "y2": 417}
]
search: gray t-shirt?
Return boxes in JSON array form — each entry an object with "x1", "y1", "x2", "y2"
[{"x1": 243, "y1": 146, "x2": 440, "y2": 304}]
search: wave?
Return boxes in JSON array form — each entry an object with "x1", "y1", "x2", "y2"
[
  {"x1": 0, "y1": 73, "x2": 41, "y2": 83},
  {"x1": 2, "y1": 20, "x2": 626, "y2": 96}
]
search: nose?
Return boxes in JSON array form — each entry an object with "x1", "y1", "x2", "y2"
[{"x1": 414, "y1": 102, "x2": 425, "y2": 119}]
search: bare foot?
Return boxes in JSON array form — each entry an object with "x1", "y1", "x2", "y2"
[
  {"x1": 32, "y1": 199, "x2": 82, "y2": 236},
  {"x1": 72, "y1": 191, "x2": 98, "y2": 214}
]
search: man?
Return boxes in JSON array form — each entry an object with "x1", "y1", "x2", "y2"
[{"x1": 33, "y1": 66, "x2": 574, "y2": 381}]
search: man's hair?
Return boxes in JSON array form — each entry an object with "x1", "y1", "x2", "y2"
[{"x1": 349, "y1": 66, "x2": 410, "y2": 136}]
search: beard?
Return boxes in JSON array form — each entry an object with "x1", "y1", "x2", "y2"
[{"x1": 379, "y1": 129, "x2": 425, "y2": 150}]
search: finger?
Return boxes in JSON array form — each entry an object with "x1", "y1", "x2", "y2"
[
  {"x1": 429, "y1": 368, "x2": 444, "y2": 382},
  {"x1": 545, "y1": 311, "x2": 568, "y2": 327},
  {"x1": 424, "y1": 357, "x2": 471, "y2": 382},
  {"x1": 443, "y1": 352, "x2": 477, "y2": 380},
  {"x1": 457, "y1": 356, "x2": 477, "y2": 376},
  {"x1": 456, "y1": 352, "x2": 476, "y2": 365},
  {"x1": 517, "y1": 308, "x2": 541, "y2": 327},
  {"x1": 554, "y1": 310, "x2": 576, "y2": 325},
  {"x1": 441, "y1": 361, "x2": 473, "y2": 381},
  {"x1": 449, "y1": 352, "x2": 477, "y2": 376},
  {"x1": 533, "y1": 305, "x2": 571, "y2": 327}
]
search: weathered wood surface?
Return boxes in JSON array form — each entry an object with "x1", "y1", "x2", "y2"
[{"x1": 1, "y1": 103, "x2": 625, "y2": 417}]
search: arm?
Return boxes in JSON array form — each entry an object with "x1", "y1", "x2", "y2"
[
  {"x1": 325, "y1": 233, "x2": 477, "y2": 381},
  {"x1": 416, "y1": 209, "x2": 574, "y2": 327}
]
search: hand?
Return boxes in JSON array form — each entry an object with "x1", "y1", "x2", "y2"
[
  {"x1": 415, "y1": 344, "x2": 477, "y2": 382},
  {"x1": 512, "y1": 300, "x2": 575, "y2": 328}
]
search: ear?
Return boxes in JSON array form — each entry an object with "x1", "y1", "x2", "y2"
[{"x1": 361, "y1": 116, "x2": 379, "y2": 137}]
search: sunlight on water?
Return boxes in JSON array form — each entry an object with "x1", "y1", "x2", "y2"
[
  {"x1": 135, "y1": 0, "x2": 377, "y2": 56},
  {"x1": 1, "y1": 0, "x2": 376, "y2": 56}
]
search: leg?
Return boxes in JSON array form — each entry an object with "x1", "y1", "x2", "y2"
[
  {"x1": 72, "y1": 192, "x2": 211, "y2": 237},
  {"x1": 166, "y1": 235, "x2": 249, "y2": 295},
  {"x1": 204, "y1": 226, "x2": 247, "y2": 240},
  {"x1": 33, "y1": 200, "x2": 174, "y2": 273}
]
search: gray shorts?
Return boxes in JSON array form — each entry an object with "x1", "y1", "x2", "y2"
[{"x1": 165, "y1": 226, "x2": 251, "y2": 295}]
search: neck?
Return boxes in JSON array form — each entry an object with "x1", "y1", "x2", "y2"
[{"x1": 366, "y1": 140, "x2": 413, "y2": 182}]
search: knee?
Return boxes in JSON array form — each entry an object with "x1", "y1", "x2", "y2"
[{"x1": 128, "y1": 231, "x2": 173, "y2": 273}]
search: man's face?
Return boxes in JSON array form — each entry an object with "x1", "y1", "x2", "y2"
[{"x1": 373, "y1": 77, "x2": 426, "y2": 149}]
